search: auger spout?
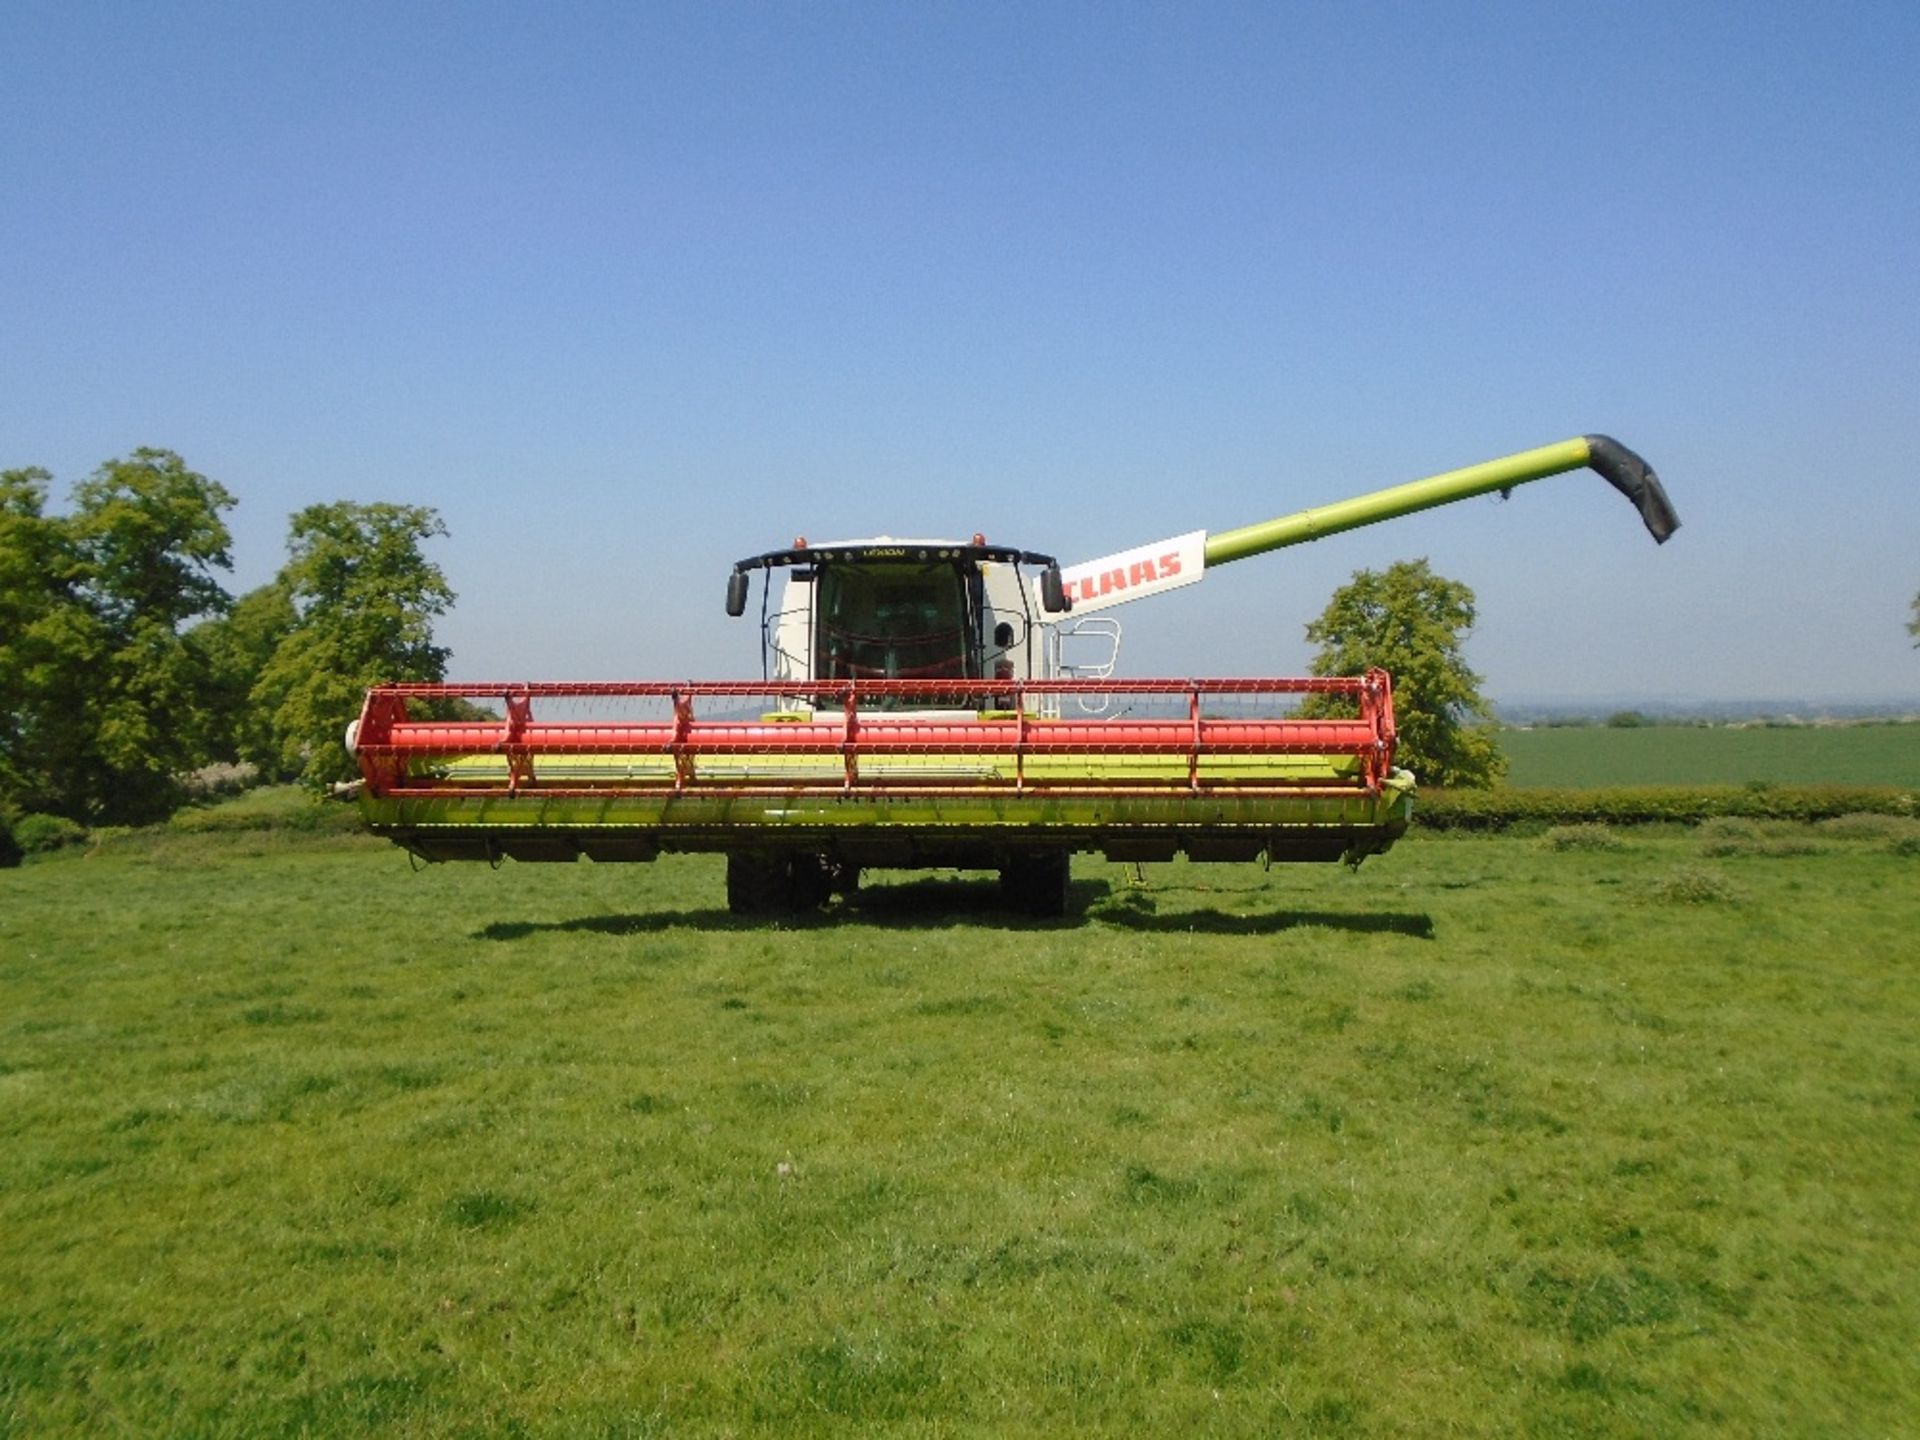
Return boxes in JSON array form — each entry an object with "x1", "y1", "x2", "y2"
[{"x1": 1201, "y1": 435, "x2": 1679, "y2": 570}]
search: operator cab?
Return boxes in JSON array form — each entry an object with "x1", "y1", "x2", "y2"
[{"x1": 725, "y1": 537, "x2": 1068, "y2": 701}]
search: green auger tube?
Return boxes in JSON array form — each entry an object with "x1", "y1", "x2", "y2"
[{"x1": 1202, "y1": 435, "x2": 1678, "y2": 569}]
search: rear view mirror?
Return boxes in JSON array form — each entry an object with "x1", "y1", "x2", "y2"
[
  {"x1": 725, "y1": 571, "x2": 750, "y2": 617},
  {"x1": 1040, "y1": 565, "x2": 1069, "y2": 614}
]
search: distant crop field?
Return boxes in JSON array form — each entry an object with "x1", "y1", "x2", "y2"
[
  {"x1": 3, "y1": 818, "x2": 1917, "y2": 1435},
  {"x1": 1498, "y1": 721, "x2": 1920, "y2": 788}
]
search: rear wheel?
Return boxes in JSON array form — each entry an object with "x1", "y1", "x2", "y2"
[{"x1": 1000, "y1": 851, "x2": 1070, "y2": 917}]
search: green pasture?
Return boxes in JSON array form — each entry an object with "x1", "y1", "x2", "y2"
[
  {"x1": 3, "y1": 816, "x2": 1917, "y2": 1436},
  {"x1": 1498, "y1": 721, "x2": 1920, "y2": 789}
]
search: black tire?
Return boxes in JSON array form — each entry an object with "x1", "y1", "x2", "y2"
[
  {"x1": 1000, "y1": 851, "x2": 1071, "y2": 917},
  {"x1": 789, "y1": 853, "x2": 835, "y2": 911},
  {"x1": 727, "y1": 852, "x2": 836, "y2": 916},
  {"x1": 726, "y1": 852, "x2": 792, "y2": 916}
]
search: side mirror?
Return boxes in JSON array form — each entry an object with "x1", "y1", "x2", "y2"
[
  {"x1": 725, "y1": 570, "x2": 750, "y2": 617},
  {"x1": 1040, "y1": 565, "x2": 1069, "y2": 614}
]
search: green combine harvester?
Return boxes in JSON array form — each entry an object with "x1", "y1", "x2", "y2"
[{"x1": 350, "y1": 436, "x2": 1678, "y2": 914}]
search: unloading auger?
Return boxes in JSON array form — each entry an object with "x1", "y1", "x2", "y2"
[{"x1": 349, "y1": 435, "x2": 1678, "y2": 915}]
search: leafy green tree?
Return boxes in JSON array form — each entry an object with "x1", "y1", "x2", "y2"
[
  {"x1": 255, "y1": 502, "x2": 453, "y2": 788},
  {"x1": 69, "y1": 449, "x2": 235, "y2": 629},
  {"x1": 187, "y1": 578, "x2": 298, "y2": 776},
  {"x1": 0, "y1": 467, "x2": 74, "y2": 810},
  {"x1": 67, "y1": 451, "x2": 237, "y2": 819},
  {"x1": 1, "y1": 452, "x2": 235, "y2": 821},
  {"x1": 1300, "y1": 558, "x2": 1507, "y2": 789}
]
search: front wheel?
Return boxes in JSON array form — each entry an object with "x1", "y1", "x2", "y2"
[
  {"x1": 1000, "y1": 851, "x2": 1070, "y2": 917},
  {"x1": 726, "y1": 852, "x2": 791, "y2": 916},
  {"x1": 726, "y1": 851, "x2": 840, "y2": 917}
]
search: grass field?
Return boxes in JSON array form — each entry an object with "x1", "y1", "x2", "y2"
[
  {"x1": 1498, "y1": 721, "x2": 1920, "y2": 789},
  {"x1": 3, "y1": 815, "x2": 1917, "y2": 1436}
]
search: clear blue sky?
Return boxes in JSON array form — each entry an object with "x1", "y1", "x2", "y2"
[{"x1": 4, "y1": 1, "x2": 1916, "y2": 702}]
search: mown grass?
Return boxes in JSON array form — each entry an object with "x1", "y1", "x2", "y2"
[
  {"x1": 1499, "y1": 721, "x2": 1920, "y2": 789},
  {"x1": 2, "y1": 819, "x2": 1916, "y2": 1436}
]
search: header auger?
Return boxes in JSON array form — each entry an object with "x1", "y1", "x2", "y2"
[{"x1": 350, "y1": 435, "x2": 1678, "y2": 915}]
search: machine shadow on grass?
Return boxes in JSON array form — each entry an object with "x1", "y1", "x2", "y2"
[
  {"x1": 1091, "y1": 899, "x2": 1435, "y2": 938},
  {"x1": 844, "y1": 873, "x2": 1117, "y2": 926},
  {"x1": 471, "y1": 876, "x2": 1434, "y2": 939},
  {"x1": 472, "y1": 876, "x2": 1114, "y2": 938}
]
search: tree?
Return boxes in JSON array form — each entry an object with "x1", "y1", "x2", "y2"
[
  {"x1": 187, "y1": 578, "x2": 297, "y2": 776},
  {"x1": 255, "y1": 502, "x2": 454, "y2": 788},
  {"x1": 68, "y1": 451, "x2": 237, "y2": 819},
  {"x1": 69, "y1": 449, "x2": 235, "y2": 630},
  {"x1": 1300, "y1": 558, "x2": 1507, "y2": 789},
  {"x1": 0, "y1": 451, "x2": 236, "y2": 821},
  {"x1": 0, "y1": 467, "x2": 73, "y2": 810}
]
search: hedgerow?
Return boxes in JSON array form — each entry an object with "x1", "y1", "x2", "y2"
[{"x1": 1415, "y1": 784, "x2": 1916, "y2": 831}]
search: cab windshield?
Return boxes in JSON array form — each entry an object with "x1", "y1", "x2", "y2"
[{"x1": 814, "y1": 562, "x2": 977, "y2": 682}]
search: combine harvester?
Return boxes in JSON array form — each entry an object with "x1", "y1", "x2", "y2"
[{"x1": 349, "y1": 436, "x2": 1678, "y2": 914}]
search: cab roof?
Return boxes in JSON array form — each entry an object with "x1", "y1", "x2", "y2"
[{"x1": 731, "y1": 538, "x2": 1058, "y2": 573}]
